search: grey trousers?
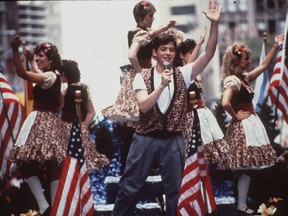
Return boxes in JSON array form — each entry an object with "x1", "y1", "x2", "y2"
[{"x1": 112, "y1": 133, "x2": 185, "y2": 216}]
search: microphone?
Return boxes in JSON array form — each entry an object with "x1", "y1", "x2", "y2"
[
  {"x1": 163, "y1": 62, "x2": 171, "y2": 94},
  {"x1": 163, "y1": 62, "x2": 170, "y2": 70}
]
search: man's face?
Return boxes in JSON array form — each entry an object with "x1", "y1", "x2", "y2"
[{"x1": 153, "y1": 41, "x2": 176, "y2": 66}]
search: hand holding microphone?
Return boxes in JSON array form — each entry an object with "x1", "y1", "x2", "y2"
[{"x1": 162, "y1": 62, "x2": 172, "y2": 88}]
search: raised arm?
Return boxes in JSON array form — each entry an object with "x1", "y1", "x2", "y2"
[
  {"x1": 247, "y1": 33, "x2": 284, "y2": 82},
  {"x1": 23, "y1": 47, "x2": 42, "y2": 74},
  {"x1": 192, "y1": 0, "x2": 223, "y2": 78},
  {"x1": 11, "y1": 35, "x2": 44, "y2": 84},
  {"x1": 187, "y1": 27, "x2": 207, "y2": 63},
  {"x1": 128, "y1": 20, "x2": 176, "y2": 73},
  {"x1": 149, "y1": 20, "x2": 176, "y2": 40}
]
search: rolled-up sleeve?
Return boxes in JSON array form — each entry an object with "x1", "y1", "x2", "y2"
[{"x1": 133, "y1": 73, "x2": 147, "y2": 92}]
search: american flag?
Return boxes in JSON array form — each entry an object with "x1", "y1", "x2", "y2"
[
  {"x1": 50, "y1": 116, "x2": 95, "y2": 216},
  {"x1": 0, "y1": 73, "x2": 25, "y2": 178},
  {"x1": 268, "y1": 14, "x2": 288, "y2": 124},
  {"x1": 177, "y1": 108, "x2": 216, "y2": 216}
]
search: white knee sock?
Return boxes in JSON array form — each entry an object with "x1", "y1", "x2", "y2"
[
  {"x1": 26, "y1": 176, "x2": 49, "y2": 214},
  {"x1": 237, "y1": 173, "x2": 251, "y2": 210},
  {"x1": 50, "y1": 179, "x2": 59, "y2": 205}
]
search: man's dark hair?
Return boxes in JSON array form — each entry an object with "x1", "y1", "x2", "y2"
[{"x1": 152, "y1": 33, "x2": 177, "y2": 50}]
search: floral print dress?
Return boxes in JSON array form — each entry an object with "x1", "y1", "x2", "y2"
[
  {"x1": 217, "y1": 75, "x2": 277, "y2": 170},
  {"x1": 101, "y1": 27, "x2": 153, "y2": 128}
]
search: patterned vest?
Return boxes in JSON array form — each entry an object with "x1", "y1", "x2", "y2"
[{"x1": 136, "y1": 67, "x2": 188, "y2": 135}]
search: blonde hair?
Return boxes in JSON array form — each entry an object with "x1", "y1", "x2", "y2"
[
  {"x1": 221, "y1": 42, "x2": 252, "y2": 79},
  {"x1": 166, "y1": 27, "x2": 184, "y2": 44}
]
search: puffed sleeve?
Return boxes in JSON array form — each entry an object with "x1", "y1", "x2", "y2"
[
  {"x1": 61, "y1": 82, "x2": 68, "y2": 96},
  {"x1": 40, "y1": 71, "x2": 57, "y2": 89},
  {"x1": 132, "y1": 30, "x2": 151, "y2": 47},
  {"x1": 223, "y1": 75, "x2": 241, "y2": 92}
]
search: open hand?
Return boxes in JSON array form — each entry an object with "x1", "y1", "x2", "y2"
[
  {"x1": 203, "y1": 0, "x2": 223, "y2": 23},
  {"x1": 197, "y1": 27, "x2": 207, "y2": 46},
  {"x1": 274, "y1": 33, "x2": 285, "y2": 47}
]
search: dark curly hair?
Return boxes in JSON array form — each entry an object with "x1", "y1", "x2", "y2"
[
  {"x1": 152, "y1": 32, "x2": 176, "y2": 51},
  {"x1": 60, "y1": 59, "x2": 81, "y2": 84},
  {"x1": 174, "y1": 38, "x2": 196, "y2": 67},
  {"x1": 34, "y1": 42, "x2": 62, "y2": 71}
]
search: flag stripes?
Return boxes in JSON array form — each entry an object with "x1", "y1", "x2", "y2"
[
  {"x1": 268, "y1": 46, "x2": 288, "y2": 123},
  {"x1": 0, "y1": 76, "x2": 21, "y2": 104},
  {"x1": 268, "y1": 11, "x2": 288, "y2": 124},
  {"x1": 0, "y1": 73, "x2": 25, "y2": 177},
  {"x1": 177, "y1": 109, "x2": 216, "y2": 216},
  {"x1": 51, "y1": 117, "x2": 94, "y2": 216}
]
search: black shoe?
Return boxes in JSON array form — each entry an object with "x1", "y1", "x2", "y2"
[{"x1": 236, "y1": 207, "x2": 260, "y2": 215}]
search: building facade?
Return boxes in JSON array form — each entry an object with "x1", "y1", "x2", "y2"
[
  {"x1": 0, "y1": 1, "x2": 61, "y2": 98},
  {"x1": 159, "y1": 0, "x2": 287, "y2": 107}
]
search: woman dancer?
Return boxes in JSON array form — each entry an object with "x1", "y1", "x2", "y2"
[
  {"x1": 10, "y1": 35, "x2": 64, "y2": 215},
  {"x1": 174, "y1": 28, "x2": 227, "y2": 165},
  {"x1": 60, "y1": 59, "x2": 110, "y2": 170},
  {"x1": 219, "y1": 33, "x2": 284, "y2": 215},
  {"x1": 186, "y1": 75, "x2": 228, "y2": 164}
]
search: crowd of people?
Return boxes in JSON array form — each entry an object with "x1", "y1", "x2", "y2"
[{"x1": 3, "y1": 0, "x2": 286, "y2": 215}]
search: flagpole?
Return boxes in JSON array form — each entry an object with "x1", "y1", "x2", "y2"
[
  {"x1": 263, "y1": 32, "x2": 267, "y2": 56},
  {"x1": 21, "y1": 42, "x2": 35, "y2": 117},
  {"x1": 75, "y1": 90, "x2": 82, "y2": 127},
  {"x1": 202, "y1": 175, "x2": 209, "y2": 214},
  {"x1": 21, "y1": 42, "x2": 29, "y2": 117}
]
